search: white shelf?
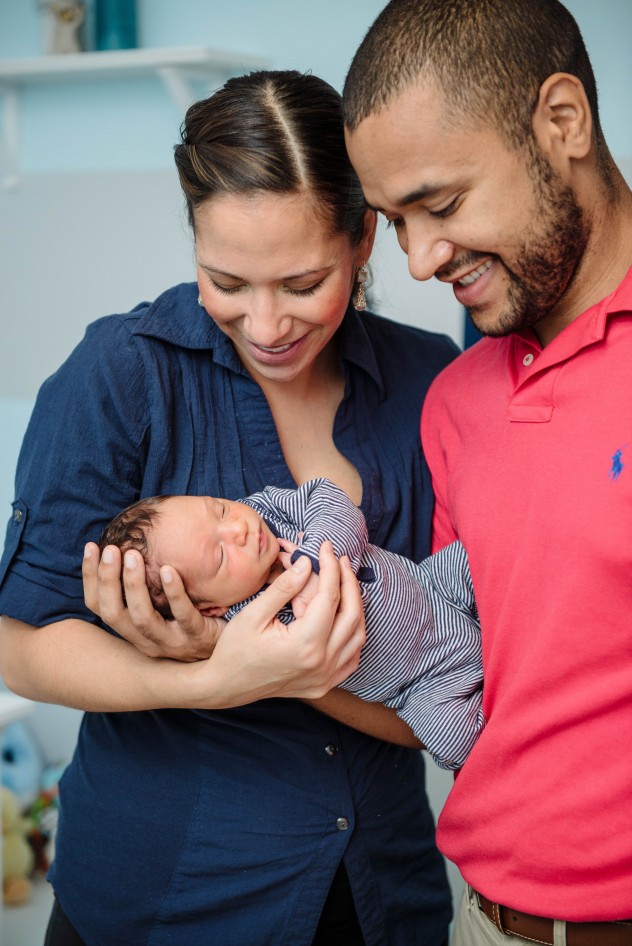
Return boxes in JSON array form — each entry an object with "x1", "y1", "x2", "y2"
[
  {"x1": 0, "y1": 46, "x2": 269, "y2": 188},
  {"x1": 0, "y1": 46, "x2": 268, "y2": 86}
]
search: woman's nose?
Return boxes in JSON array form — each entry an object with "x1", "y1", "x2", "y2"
[{"x1": 245, "y1": 293, "x2": 291, "y2": 345}]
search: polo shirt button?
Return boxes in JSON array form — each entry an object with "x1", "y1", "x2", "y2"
[
  {"x1": 336, "y1": 817, "x2": 350, "y2": 831},
  {"x1": 522, "y1": 353, "x2": 534, "y2": 366},
  {"x1": 13, "y1": 509, "x2": 23, "y2": 524},
  {"x1": 325, "y1": 744, "x2": 339, "y2": 756}
]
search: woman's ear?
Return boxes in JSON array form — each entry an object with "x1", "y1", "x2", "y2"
[
  {"x1": 532, "y1": 72, "x2": 593, "y2": 163},
  {"x1": 355, "y1": 209, "x2": 378, "y2": 266}
]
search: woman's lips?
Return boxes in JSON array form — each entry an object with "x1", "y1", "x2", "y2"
[{"x1": 247, "y1": 336, "x2": 305, "y2": 365}]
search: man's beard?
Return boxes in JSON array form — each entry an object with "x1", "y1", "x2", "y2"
[{"x1": 469, "y1": 146, "x2": 590, "y2": 338}]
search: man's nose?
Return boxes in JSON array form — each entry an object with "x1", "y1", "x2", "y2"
[
  {"x1": 396, "y1": 219, "x2": 456, "y2": 282},
  {"x1": 406, "y1": 234, "x2": 456, "y2": 283}
]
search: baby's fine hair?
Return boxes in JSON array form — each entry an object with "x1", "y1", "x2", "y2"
[{"x1": 98, "y1": 496, "x2": 175, "y2": 620}]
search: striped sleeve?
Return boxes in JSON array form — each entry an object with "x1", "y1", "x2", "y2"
[{"x1": 342, "y1": 540, "x2": 485, "y2": 770}]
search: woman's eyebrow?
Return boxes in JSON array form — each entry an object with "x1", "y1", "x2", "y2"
[{"x1": 197, "y1": 262, "x2": 331, "y2": 281}]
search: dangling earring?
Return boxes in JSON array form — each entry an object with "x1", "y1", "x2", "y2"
[
  {"x1": 353, "y1": 264, "x2": 368, "y2": 312},
  {"x1": 198, "y1": 294, "x2": 204, "y2": 307}
]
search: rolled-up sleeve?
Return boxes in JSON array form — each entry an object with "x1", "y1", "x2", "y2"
[{"x1": 0, "y1": 317, "x2": 148, "y2": 626}]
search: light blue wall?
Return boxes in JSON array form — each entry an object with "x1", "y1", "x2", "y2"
[
  {"x1": 1, "y1": 1, "x2": 631, "y2": 917},
  {"x1": 1, "y1": 1, "x2": 631, "y2": 172}
]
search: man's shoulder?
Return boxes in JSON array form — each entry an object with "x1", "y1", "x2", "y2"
[{"x1": 430, "y1": 335, "x2": 501, "y2": 388}]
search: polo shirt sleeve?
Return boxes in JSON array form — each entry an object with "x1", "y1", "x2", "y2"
[{"x1": 0, "y1": 316, "x2": 148, "y2": 627}]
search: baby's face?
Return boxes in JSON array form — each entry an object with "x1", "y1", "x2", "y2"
[{"x1": 150, "y1": 496, "x2": 280, "y2": 615}]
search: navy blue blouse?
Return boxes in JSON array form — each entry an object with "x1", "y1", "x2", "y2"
[{"x1": 0, "y1": 283, "x2": 458, "y2": 946}]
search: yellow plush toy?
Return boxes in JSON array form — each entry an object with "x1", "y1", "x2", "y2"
[{"x1": 2, "y1": 786, "x2": 34, "y2": 906}]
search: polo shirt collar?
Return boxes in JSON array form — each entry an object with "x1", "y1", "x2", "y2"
[
  {"x1": 511, "y1": 263, "x2": 632, "y2": 372},
  {"x1": 130, "y1": 282, "x2": 385, "y2": 394}
]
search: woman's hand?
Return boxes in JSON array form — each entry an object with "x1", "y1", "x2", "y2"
[
  {"x1": 83, "y1": 542, "x2": 223, "y2": 661},
  {"x1": 278, "y1": 537, "x2": 319, "y2": 618},
  {"x1": 189, "y1": 541, "x2": 366, "y2": 707}
]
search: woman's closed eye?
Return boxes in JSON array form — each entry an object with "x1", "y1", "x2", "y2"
[
  {"x1": 210, "y1": 280, "x2": 243, "y2": 295},
  {"x1": 209, "y1": 279, "x2": 325, "y2": 298},
  {"x1": 284, "y1": 279, "x2": 325, "y2": 297}
]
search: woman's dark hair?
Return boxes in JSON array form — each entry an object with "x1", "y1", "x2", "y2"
[{"x1": 174, "y1": 70, "x2": 368, "y2": 246}]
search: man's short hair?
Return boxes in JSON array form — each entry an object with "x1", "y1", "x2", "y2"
[{"x1": 343, "y1": 0, "x2": 603, "y2": 154}]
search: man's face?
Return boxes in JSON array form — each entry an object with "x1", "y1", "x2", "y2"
[{"x1": 345, "y1": 82, "x2": 589, "y2": 342}]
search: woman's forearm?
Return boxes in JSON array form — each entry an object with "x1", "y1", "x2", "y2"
[
  {"x1": 0, "y1": 547, "x2": 365, "y2": 713},
  {"x1": 0, "y1": 615, "x2": 200, "y2": 712}
]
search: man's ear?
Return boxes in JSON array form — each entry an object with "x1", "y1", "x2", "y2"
[
  {"x1": 198, "y1": 604, "x2": 228, "y2": 617},
  {"x1": 532, "y1": 72, "x2": 593, "y2": 163}
]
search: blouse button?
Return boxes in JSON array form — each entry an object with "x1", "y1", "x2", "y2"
[
  {"x1": 522, "y1": 353, "x2": 534, "y2": 367},
  {"x1": 325, "y1": 744, "x2": 339, "y2": 757},
  {"x1": 336, "y1": 817, "x2": 350, "y2": 831},
  {"x1": 13, "y1": 509, "x2": 23, "y2": 524}
]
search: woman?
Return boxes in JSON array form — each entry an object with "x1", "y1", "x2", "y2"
[{"x1": 0, "y1": 71, "x2": 458, "y2": 945}]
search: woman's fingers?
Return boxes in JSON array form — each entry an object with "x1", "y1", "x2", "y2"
[
  {"x1": 82, "y1": 544, "x2": 219, "y2": 660},
  {"x1": 210, "y1": 543, "x2": 362, "y2": 703},
  {"x1": 246, "y1": 553, "x2": 315, "y2": 626},
  {"x1": 82, "y1": 542, "x2": 101, "y2": 614},
  {"x1": 323, "y1": 555, "x2": 365, "y2": 686}
]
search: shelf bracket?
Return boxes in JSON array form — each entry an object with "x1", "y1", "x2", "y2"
[{"x1": 156, "y1": 66, "x2": 197, "y2": 114}]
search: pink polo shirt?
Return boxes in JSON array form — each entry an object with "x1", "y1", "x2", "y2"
[{"x1": 421, "y1": 266, "x2": 632, "y2": 921}]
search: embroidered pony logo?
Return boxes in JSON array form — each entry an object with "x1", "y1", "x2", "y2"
[{"x1": 609, "y1": 447, "x2": 627, "y2": 481}]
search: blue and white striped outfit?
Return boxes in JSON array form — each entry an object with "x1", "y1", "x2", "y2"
[{"x1": 226, "y1": 477, "x2": 485, "y2": 769}]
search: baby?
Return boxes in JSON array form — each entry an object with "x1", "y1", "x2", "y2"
[{"x1": 100, "y1": 478, "x2": 484, "y2": 769}]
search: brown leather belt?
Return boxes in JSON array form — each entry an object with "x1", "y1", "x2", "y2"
[{"x1": 476, "y1": 890, "x2": 632, "y2": 946}]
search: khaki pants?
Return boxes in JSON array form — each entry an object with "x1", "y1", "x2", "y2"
[{"x1": 451, "y1": 886, "x2": 568, "y2": 946}]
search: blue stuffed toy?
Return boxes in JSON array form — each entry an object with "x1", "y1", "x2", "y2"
[{"x1": 1, "y1": 722, "x2": 43, "y2": 809}]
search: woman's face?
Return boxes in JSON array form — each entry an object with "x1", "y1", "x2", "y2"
[{"x1": 195, "y1": 191, "x2": 373, "y2": 385}]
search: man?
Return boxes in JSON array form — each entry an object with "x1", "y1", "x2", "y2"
[{"x1": 343, "y1": 1, "x2": 632, "y2": 944}]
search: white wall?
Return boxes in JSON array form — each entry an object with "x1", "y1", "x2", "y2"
[{"x1": 1, "y1": 0, "x2": 631, "y2": 918}]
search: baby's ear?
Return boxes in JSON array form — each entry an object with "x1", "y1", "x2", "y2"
[{"x1": 197, "y1": 604, "x2": 228, "y2": 618}]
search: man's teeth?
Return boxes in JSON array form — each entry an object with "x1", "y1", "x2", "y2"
[
  {"x1": 458, "y1": 259, "x2": 493, "y2": 286},
  {"x1": 258, "y1": 343, "x2": 292, "y2": 353}
]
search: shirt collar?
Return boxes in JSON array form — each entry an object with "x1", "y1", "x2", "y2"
[
  {"x1": 511, "y1": 263, "x2": 632, "y2": 366},
  {"x1": 130, "y1": 282, "x2": 385, "y2": 394}
]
